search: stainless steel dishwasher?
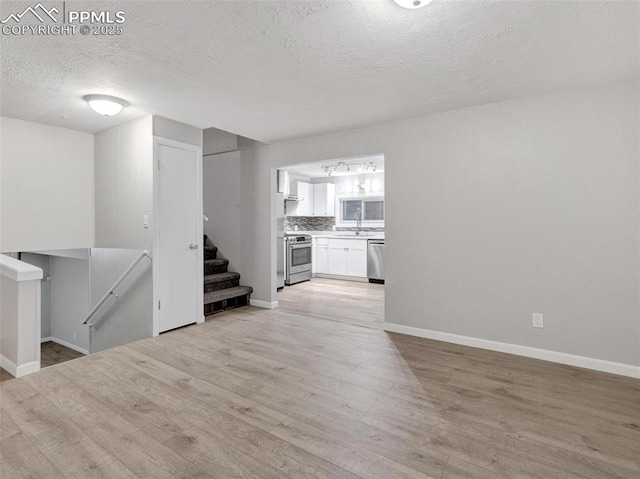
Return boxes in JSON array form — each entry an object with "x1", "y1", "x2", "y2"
[{"x1": 367, "y1": 239, "x2": 385, "y2": 283}]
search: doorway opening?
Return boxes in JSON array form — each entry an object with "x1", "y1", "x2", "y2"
[{"x1": 275, "y1": 154, "x2": 385, "y2": 329}]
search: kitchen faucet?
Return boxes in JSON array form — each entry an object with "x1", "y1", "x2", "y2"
[{"x1": 356, "y1": 207, "x2": 362, "y2": 236}]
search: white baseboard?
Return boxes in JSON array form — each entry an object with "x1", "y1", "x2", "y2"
[
  {"x1": 0, "y1": 355, "x2": 40, "y2": 378},
  {"x1": 0, "y1": 354, "x2": 17, "y2": 377},
  {"x1": 16, "y1": 361, "x2": 40, "y2": 377},
  {"x1": 313, "y1": 273, "x2": 369, "y2": 283},
  {"x1": 41, "y1": 337, "x2": 89, "y2": 356},
  {"x1": 250, "y1": 299, "x2": 279, "y2": 309},
  {"x1": 383, "y1": 323, "x2": 640, "y2": 379}
]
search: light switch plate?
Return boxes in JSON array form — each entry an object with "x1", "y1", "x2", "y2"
[{"x1": 532, "y1": 313, "x2": 544, "y2": 328}]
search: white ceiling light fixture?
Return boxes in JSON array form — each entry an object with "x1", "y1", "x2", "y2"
[
  {"x1": 83, "y1": 94, "x2": 128, "y2": 116},
  {"x1": 393, "y1": 0, "x2": 433, "y2": 9},
  {"x1": 321, "y1": 161, "x2": 377, "y2": 177}
]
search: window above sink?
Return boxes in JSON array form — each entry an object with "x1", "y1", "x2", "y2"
[{"x1": 336, "y1": 195, "x2": 385, "y2": 228}]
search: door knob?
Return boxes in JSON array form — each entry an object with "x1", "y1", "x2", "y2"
[{"x1": 189, "y1": 244, "x2": 198, "y2": 250}]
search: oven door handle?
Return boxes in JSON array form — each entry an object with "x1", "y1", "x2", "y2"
[{"x1": 289, "y1": 243, "x2": 311, "y2": 249}]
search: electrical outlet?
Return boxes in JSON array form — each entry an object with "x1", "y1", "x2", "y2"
[
  {"x1": 532, "y1": 313, "x2": 544, "y2": 329},
  {"x1": 73, "y1": 331, "x2": 77, "y2": 339}
]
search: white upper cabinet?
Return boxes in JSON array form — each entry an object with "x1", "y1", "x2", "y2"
[
  {"x1": 313, "y1": 183, "x2": 335, "y2": 217},
  {"x1": 288, "y1": 181, "x2": 335, "y2": 217},
  {"x1": 289, "y1": 181, "x2": 314, "y2": 217}
]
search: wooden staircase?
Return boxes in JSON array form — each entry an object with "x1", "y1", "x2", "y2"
[{"x1": 203, "y1": 235, "x2": 253, "y2": 315}]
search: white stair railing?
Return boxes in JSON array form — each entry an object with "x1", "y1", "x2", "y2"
[{"x1": 82, "y1": 250, "x2": 152, "y2": 327}]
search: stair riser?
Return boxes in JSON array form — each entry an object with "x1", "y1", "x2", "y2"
[
  {"x1": 204, "y1": 264, "x2": 228, "y2": 275},
  {"x1": 202, "y1": 237, "x2": 250, "y2": 314},
  {"x1": 204, "y1": 294, "x2": 250, "y2": 316},
  {"x1": 204, "y1": 279, "x2": 240, "y2": 293}
]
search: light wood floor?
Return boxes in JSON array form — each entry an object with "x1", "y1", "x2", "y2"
[
  {"x1": 1, "y1": 306, "x2": 639, "y2": 478},
  {"x1": 0, "y1": 368, "x2": 13, "y2": 383},
  {"x1": 277, "y1": 277, "x2": 385, "y2": 328}
]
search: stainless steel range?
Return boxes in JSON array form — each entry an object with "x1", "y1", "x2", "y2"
[{"x1": 285, "y1": 234, "x2": 312, "y2": 285}]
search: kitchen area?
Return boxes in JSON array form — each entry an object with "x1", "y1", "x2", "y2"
[{"x1": 276, "y1": 155, "x2": 385, "y2": 327}]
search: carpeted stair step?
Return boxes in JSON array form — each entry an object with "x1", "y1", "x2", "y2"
[
  {"x1": 201, "y1": 238, "x2": 252, "y2": 315},
  {"x1": 204, "y1": 246, "x2": 218, "y2": 261},
  {"x1": 204, "y1": 285, "x2": 253, "y2": 306},
  {"x1": 204, "y1": 258, "x2": 229, "y2": 275},
  {"x1": 204, "y1": 271, "x2": 240, "y2": 293}
]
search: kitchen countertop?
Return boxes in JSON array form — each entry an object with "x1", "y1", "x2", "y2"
[{"x1": 286, "y1": 231, "x2": 385, "y2": 240}]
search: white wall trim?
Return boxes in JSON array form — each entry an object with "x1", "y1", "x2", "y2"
[
  {"x1": 313, "y1": 273, "x2": 369, "y2": 283},
  {"x1": 16, "y1": 360, "x2": 40, "y2": 377},
  {"x1": 41, "y1": 336, "x2": 89, "y2": 356},
  {"x1": 250, "y1": 299, "x2": 279, "y2": 309},
  {"x1": 0, "y1": 355, "x2": 17, "y2": 377},
  {"x1": 0, "y1": 355, "x2": 40, "y2": 378},
  {"x1": 383, "y1": 323, "x2": 640, "y2": 379},
  {"x1": 0, "y1": 254, "x2": 43, "y2": 282},
  {"x1": 31, "y1": 249, "x2": 90, "y2": 260}
]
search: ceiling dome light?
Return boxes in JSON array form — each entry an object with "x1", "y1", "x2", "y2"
[
  {"x1": 83, "y1": 94, "x2": 128, "y2": 116},
  {"x1": 393, "y1": 0, "x2": 433, "y2": 9}
]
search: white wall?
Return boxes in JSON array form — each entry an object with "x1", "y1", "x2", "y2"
[
  {"x1": 0, "y1": 275, "x2": 20, "y2": 365},
  {"x1": 203, "y1": 150, "x2": 243, "y2": 273},
  {"x1": 95, "y1": 116, "x2": 154, "y2": 249},
  {"x1": 0, "y1": 276, "x2": 41, "y2": 377},
  {"x1": 89, "y1": 248, "x2": 153, "y2": 353},
  {"x1": 0, "y1": 118, "x2": 95, "y2": 252},
  {"x1": 331, "y1": 172, "x2": 384, "y2": 196},
  {"x1": 0, "y1": 254, "x2": 42, "y2": 376},
  {"x1": 19, "y1": 253, "x2": 51, "y2": 338},
  {"x1": 154, "y1": 115, "x2": 203, "y2": 147},
  {"x1": 238, "y1": 82, "x2": 639, "y2": 370},
  {"x1": 50, "y1": 256, "x2": 90, "y2": 353}
]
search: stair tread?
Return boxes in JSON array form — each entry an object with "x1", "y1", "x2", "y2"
[
  {"x1": 204, "y1": 285, "x2": 253, "y2": 304},
  {"x1": 204, "y1": 258, "x2": 230, "y2": 275},
  {"x1": 204, "y1": 272, "x2": 241, "y2": 283}
]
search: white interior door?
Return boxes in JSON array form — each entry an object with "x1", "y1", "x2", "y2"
[{"x1": 156, "y1": 141, "x2": 201, "y2": 333}]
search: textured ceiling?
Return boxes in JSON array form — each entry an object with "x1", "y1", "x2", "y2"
[{"x1": 1, "y1": 0, "x2": 638, "y2": 142}]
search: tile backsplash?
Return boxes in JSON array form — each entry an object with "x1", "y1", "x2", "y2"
[
  {"x1": 285, "y1": 216, "x2": 335, "y2": 231},
  {"x1": 284, "y1": 216, "x2": 384, "y2": 232}
]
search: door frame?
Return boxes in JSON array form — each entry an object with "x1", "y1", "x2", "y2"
[{"x1": 152, "y1": 136, "x2": 204, "y2": 336}]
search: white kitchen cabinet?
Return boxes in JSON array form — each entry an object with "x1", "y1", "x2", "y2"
[
  {"x1": 346, "y1": 240, "x2": 367, "y2": 277},
  {"x1": 289, "y1": 181, "x2": 314, "y2": 216},
  {"x1": 315, "y1": 238, "x2": 329, "y2": 274},
  {"x1": 313, "y1": 183, "x2": 335, "y2": 217},
  {"x1": 327, "y1": 242, "x2": 348, "y2": 275},
  {"x1": 325, "y1": 238, "x2": 367, "y2": 278}
]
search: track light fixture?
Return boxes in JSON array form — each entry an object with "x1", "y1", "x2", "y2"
[{"x1": 321, "y1": 161, "x2": 377, "y2": 177}]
